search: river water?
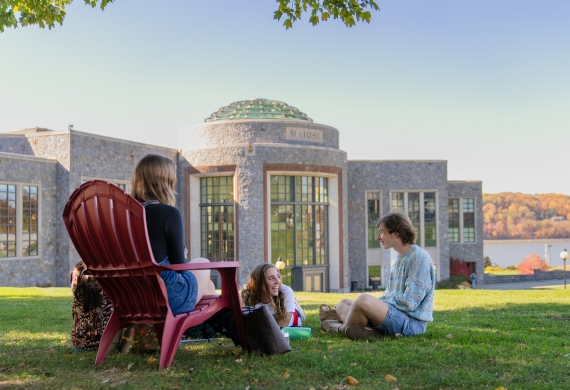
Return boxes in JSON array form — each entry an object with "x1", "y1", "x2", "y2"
[{"x1": 484, "y1": 238, "x2": 570, "y2": 268}]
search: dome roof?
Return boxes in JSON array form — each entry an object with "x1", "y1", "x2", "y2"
[{"x1": 204, "y1": 99, "x2": 313, "y2": 123}]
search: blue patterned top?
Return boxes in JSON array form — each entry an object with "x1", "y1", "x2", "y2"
[{"x1": 379, "y1": 245, "x2": 435, "y2": 322}]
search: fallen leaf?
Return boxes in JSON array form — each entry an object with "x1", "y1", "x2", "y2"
[
  {"x1": 327, "y1": 345, "x2": 333, "y2": 350},
  {"x1": 18, "y1": 363, "x2": 24, "y2": 368},
  {"x1": 495, "y1": 387, "x2": 507, "y2": 390},
  {"x1": 147, "y1": 356, "x2": 156, "y2": 364},
  {"x1": 283, "y1": 370, "x2": 290, "y2": 379},
  {"x1": 235, "y1": 359, "x2": 242, "y2": 363},
  {"x1": 517, "y1": 344, "x2": 526, "y2": 349},
  {"x1": 350, "y1": 362, "x2": 357, "y2": 366},
  {"x1": 250, "y1": 378, "x2": 258, "y2": 384},
  {"x1": 445, "y1": 346, "x2": 451, "y2": 350},
  {"x1": 310, "y1": 388, "x2": 315, "y2": 390},
  {"x1": 323, "y1": 355, "x2": 327, "y2": 360},
  {"x1": 347, "y1": 376, "x2": 359, "y2": 384},
  {"x1": 385, "y1": 374, "x2": 397, "y2": 382},
  {"x1": 60, "y1": 340, "x2": 67, "y2": 344},
  {"x1": 101, "y1": 379, "x2": 109, "y2": 384},
  {"x1": 446, "y1": 334, "x2": 453, "y2": 339},
  {"x1": 188, "y1": 367, "x2": 195, "y2": 372},
  {"x1": 127, "y1": 363, "x2": 134, "y2": 370},
  {"x1": 487, "y1": 358, "x2": 497, "y2": 365},
  {"x1": 370, "y1": 369, "x2": 377, "y2": 373},
  {"x1": 232, "y1": 349, "x2": 240, "y2": 356},
  {"x1": 530, "y1": 328, "x2": 536, "y2": 331}
]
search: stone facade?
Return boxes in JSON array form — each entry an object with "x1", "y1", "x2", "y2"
[
  {"x1": 448, "y1": 181, "x2": 485, "y2": 284},
  {"x1": 1, "y1": 102, "x2": 483, "y2": 289},
  {"x1": 0, "y1": 152, "x2": 57, "y2": 286}
]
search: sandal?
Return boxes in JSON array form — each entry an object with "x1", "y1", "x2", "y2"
[
  {"x1": 319, "y1": 304, "x2": 342, "y2": 322},
  {"x1": 321, "y1": 320, "x2": 343, "y2": 334}
]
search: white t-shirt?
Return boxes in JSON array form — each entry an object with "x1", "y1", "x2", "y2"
[{"x1": 253, "y1": 284, "x2": 301, "y2": 326}]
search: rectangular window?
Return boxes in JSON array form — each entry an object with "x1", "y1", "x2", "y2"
[
  {"x1": 200, "y1": 177, "x2": 235, "y2": 262},
  {"x1": 367, "y1": 192, "x2": 380, "y2": 249},
  {"x1": 448, "y1": 197, "x2": 476, "y2": 243},
  {"x1": 448, "y1": 198, "x2": 460, "y2": 243},
  {"x1": 408, "y1": 192, "x2": 421, "y2": 245},
  {"x1": 0, "y1": 183, "x2": 40, "y2": 259},
  {"x1": 390, "y1": 191, "x2": 437, "y2": 248},
  {"x1": 368, "y1": 265, "x2": 381, "y2": 287},
  {"x1": 424, "y1": 192, "x2": 436, "y2": 247},
  {"x1": 81, "y1": 178, "x2": 129, "y2": 192},
  {"x1": 22, "y1": 186, "x2": 39, "y2": 256},
  {"x1": 270, "y1": 175, "x2": 329, "y2": 284}
]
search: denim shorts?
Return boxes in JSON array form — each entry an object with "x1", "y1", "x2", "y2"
[
  {"x1": 370, "y1": 304, "x2": 427, "y2": 337},
  {"x1": 159, "y1": 259, "x2": 198, "y2": 315}
]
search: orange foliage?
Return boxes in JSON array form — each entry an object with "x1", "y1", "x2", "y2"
[
  {"x1": 483, "y1": 193, "x2": 570, "y2": 239},
  {"x1": 517, "y1": 253, "x2": 549, "y2": 275}
]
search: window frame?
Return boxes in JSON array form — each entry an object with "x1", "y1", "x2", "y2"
[
  {"x1": 448, "y1": 197, "x2": 477, "y2": 244},
  {"x1": 199, "y1": 176, "x2": 236, "y2": 262},
  {"x1": 269, "y1": 175, "x2": 330, "y2": 269},
  {"x1": 365, "y1": 191, "x2": 382, "y2": 249},
  {"x1": 0, "y1": 181, "x2": 41, "y2": 259},
  {"x1": 389, "y1": 190, "x2": 439, "y2": 248}
]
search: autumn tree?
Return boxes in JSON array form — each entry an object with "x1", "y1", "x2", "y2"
[
  {"x1": 483, "y1": 192, "x2": 570, "y2": 240},
  {"x1": 517, "y1": 253, "x2": 549, "y2": 275},
  {"x1": 0, "y1": 0, "x2": 380, "y2": 32}
]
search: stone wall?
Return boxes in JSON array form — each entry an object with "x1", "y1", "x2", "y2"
[
  {"x1": 484, "y1": 270, "x2": 565, "y2": 284},
  {"x1": 0, "y1": 153, "x2": 58, "y2": 286},
  {"x1": 347, "y1": 160, "x2": 450, "y2": 286},
  {"x1": 448, "y1": 181, "x2": 484, "y2": 284}
]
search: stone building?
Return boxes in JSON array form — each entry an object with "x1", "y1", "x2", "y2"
[{"x1": 0, "y1": 99, "x2": 483, "y2": 290}]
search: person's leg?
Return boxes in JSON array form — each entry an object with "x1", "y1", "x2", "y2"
[
  {"x1": 339, "y1": 294, "x2": 389, "y2": 332},
  {"x1": 188, "y1": 257, "x2": 217, "y2": 302},
  {"x1": 335, "y1": 298, "x2": 353, "y2": 323}
]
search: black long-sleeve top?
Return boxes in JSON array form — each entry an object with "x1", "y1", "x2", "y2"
[{"x1": 144, "y1": 203, "x2": 186, "y2": 265}]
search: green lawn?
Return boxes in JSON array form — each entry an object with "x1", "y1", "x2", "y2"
[{"x1": 1, "y1": 288, "x2": 569, "y2": 389}]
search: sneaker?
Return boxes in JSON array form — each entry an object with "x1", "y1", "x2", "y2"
[
  {"x1": 345, "y1": 326, "x2": 384, "y2": 340},
  {"x1": 321, "y1": 320, "x2": 343, "y2": 334},
  {"x1": 318, "y1": 304, "x2": 342, "y2": 322}
]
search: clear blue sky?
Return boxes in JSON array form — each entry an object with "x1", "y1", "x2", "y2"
[{"x1": 1, "y1": 0, "x2": 569, "y2": 194}]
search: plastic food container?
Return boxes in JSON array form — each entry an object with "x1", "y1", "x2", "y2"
[{"x1": 282, "y1": 327, "x2": 312, "y2": 340}]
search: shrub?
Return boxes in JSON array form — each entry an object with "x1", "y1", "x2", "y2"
[
  {"x1": 436, "y1": 274, "x2": 469, "y2": 289},
  {"x1": 450, "y1": 258, "x2": 470, "y2": 279},
  {"x1": 517, "y1": 253, "x2": 549, "y2": 275}
]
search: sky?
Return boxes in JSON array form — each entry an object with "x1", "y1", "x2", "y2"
[{"x1": 1, "y1": 0, "x2": 569, "y2": 195}]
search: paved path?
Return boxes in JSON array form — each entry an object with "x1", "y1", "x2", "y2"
[{"x1": 479, "y1": 279, "x2": 567, "y2": 290}]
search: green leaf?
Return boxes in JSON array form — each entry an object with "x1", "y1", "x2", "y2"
[
  {"x1": 274, "y1": 10, "x2": 283, "y2": 20},
  {"x1": 309, "y1": 15, "x2": 319, "y2": 26},
  {"x1": 284, "y1": 18, "x2": 293, "y2": 29}
]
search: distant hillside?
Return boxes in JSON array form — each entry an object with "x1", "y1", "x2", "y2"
[{"x1": 483, "y1": 193, "x2": 570, "y2": 239}]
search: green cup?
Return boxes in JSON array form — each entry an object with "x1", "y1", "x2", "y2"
[{"x1": 282, "y1": 327, "x2": 312, "y2": 340}]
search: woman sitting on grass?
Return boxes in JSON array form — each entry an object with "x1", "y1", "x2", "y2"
[
  {"x1": 71, "y1": 261, "x2": 114, "y2": 351},
  {"x1": 241, "y1": 263, "x2": 305, "y2": 327}
]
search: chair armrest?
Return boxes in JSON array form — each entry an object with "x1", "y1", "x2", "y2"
[{"x1": 160, "y1": 261, "x2": 240, "y2": 272}]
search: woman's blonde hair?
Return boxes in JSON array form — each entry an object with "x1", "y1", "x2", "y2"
[
  {"x1": 131, "y1": 154, "x2": 177, "y2": 206},
  {"x1": 241, "y1": 263, "x2": 287, "y2": 321}
]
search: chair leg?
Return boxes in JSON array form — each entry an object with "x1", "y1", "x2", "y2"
[
  {"x1": 159, "y1": 315, "x2": 181, "y2": 369},
  {"x1": 96, "y1": 313, "x2": 123, "y2": 365}
]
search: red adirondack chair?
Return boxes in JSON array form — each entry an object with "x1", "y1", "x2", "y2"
[{"x1": 62, "y1": 180, "x2": 247, "y2": 369}]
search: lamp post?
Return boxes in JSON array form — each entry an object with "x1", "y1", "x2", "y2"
[
  {"x1": 275, "y1": 257, "x2": 285, "y2": 271},
  {"x1": 560, "y1": 249, "x2": 568, "y2": 290}
]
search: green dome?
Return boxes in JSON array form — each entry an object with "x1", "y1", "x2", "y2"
[{"x1": 205, "y1": 99, "x2": 313, "y2": 122}]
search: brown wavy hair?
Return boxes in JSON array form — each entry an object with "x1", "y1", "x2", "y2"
[
  {"x1": 377, "y1": 211, "x2": 417, "y2": 245},
  {"x1": 131, "y1": 154, "x2": 177, "y2": 206},
  {"x1": 72, "y1": 262, "x2": 103, "y2": 312},
  {"x1": 240, "y1": 263, "x2": 287, "y2": 321}
]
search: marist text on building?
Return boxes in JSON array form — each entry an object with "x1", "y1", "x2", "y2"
[{"x1": 286, "y1": 127, "x2": 324, "y2": 143}]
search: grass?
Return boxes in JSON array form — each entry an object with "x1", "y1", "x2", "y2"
[{"x1": 1, "y1": 288, "x2": 570, "y2": 389}]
